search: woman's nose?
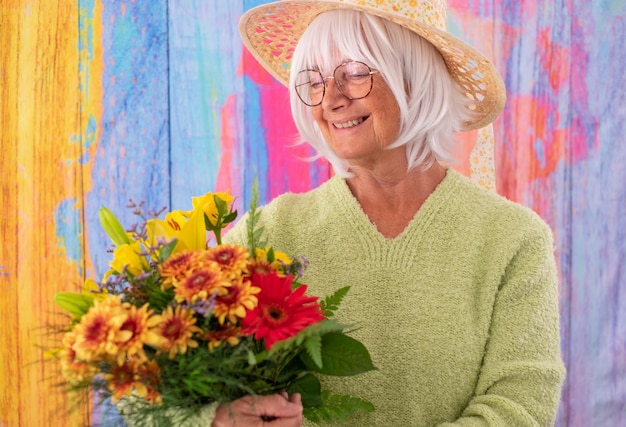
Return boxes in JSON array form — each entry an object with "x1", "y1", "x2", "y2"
[{"x1": 322, "y1": 78, "x2": 348, "y2": 108}]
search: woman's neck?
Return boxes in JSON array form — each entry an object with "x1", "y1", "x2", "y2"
[{"x1": 345, "y1": 162, "x2": 447, "y2": 238}]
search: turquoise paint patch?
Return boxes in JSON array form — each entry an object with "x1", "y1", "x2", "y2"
[
  {"x1": 68, "y1": 115, "x2": 97, "y2": 164},
  {"x1": 78, "y1": 0, "x2": 96, "y2": 94},
  {"x1": 78, "y1": 0, "x2": 95, "y2": 58},
  {"x1": 78, "y1": 115, "x2": 97, "y2": 164},
  {"x1": 54, "y1": 198, "x2": 83, "y2": 275}
]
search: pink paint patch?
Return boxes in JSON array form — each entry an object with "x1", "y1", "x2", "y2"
[
  {"x1": 238, "y1": 48, "x2": 277, "y2": 86},
  {"x1": 216, "y1": 94, "x2": 241, "y2": 203},
  {"x1": 257, "y1": 80, "x2": 330, "y2": 199},
  {"x1": 451, "y1": 130, "x2": 478, "y2": 177},
  {"x1": 538, "y1": 29, "x2": 571, "y2": 90}
]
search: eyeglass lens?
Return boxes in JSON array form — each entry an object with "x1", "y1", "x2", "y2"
[{"x1": 295, "y1": 61, "x2": 375, "y2": 107}]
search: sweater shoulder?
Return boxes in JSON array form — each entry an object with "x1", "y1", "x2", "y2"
[{"x1": 444, "y1": 171, "x2": 554, "y2": 252}]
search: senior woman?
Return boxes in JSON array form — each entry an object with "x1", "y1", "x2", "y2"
[{"x1": 213, "y1": 0, "x2": 566, "y2": 426}]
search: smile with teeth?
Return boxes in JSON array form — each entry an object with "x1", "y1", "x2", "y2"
[{"x1": 333, "y1": 117, "x2": 366, "y2": 129}]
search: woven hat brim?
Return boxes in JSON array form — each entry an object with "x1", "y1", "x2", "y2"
[{"x1": 239, "y1": 1, "x2": 506, "y2": 130}]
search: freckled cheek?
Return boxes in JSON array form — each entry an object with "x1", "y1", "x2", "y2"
[{"x1": 376, "y1": 104, "x2": 401, "y2": 143}]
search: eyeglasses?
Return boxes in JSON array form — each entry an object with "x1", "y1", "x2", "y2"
[{"x1": 294, "y1": 61, "x2": 379, "y2": 107}]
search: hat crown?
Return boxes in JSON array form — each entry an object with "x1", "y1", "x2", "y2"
[{"x1": 333, "y1": 0, "x2": 447, "y2": 29}]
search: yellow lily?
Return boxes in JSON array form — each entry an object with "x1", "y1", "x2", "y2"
[
  {"x1": 82, "y1": 278, "x2": 108, "y2": 302},
  {"x1": 186, "y1": 191, "x2": 235, "y2": 226},
  {"x1": 109, "y1": 241, "x2": 147, "y2": 276},
  {"x1": 146, "y1": 205, "x2": 207, "y2": 255}
]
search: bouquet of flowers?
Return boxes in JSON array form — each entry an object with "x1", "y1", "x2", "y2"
[{"x1": 50, "y1": 187, "x2": 375, "y2": 425}]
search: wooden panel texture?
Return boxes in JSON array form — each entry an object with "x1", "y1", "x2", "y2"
[{"x1": 1, "y1": 1, "x2": 92, "y2": 426}]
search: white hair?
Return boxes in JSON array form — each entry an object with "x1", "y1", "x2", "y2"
[{"x1": 288, "y1": 9, "x2": 475, "y2": 177}]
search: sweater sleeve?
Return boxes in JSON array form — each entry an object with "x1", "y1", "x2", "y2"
[
  {"x1": 222, "y1": 212, "x2": 250, "y2": 246},
  {"x1": 439, "y1": 224, "x2": 566, "y2": 427},
  {"x1": 117, "y1": 398, "x2": 219, "y2": 426}
]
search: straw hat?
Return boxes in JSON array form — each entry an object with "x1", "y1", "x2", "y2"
[{"x1": 239, "y1": 0, "x2": 506, "y2": 130}]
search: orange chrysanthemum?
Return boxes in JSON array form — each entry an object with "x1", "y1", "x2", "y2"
[
  {"x1": 137, "y1": 360, "x2": 162, "y2": 406},
  {"x1": 201, "y1": 324, "x2": 243, "y2": 351},
  {"x1": 242, "y1": 273, "x2": 325, "y2": 350},
  {"x1": 71, "y1": 296, "x2": 131, "y2": 362},
  {"x1": 159, "y1": 251, "x2": 198, "y2": 290},
  {"x1": 115, "y1": 303, "x2": 165, "y2": 365},
  {"x1": 59, "y1": 331, "x2": 97, "y2": 384},
  {"x1": 173, "y1": 262, "x2": 230, "y2": 304},
  {"x1": 154, "y1": 305, "x2": 202, "y2": 358},
  {"x1": 204, "y1": 244, "x2": 249, "y2": 279},
  {"x1": 212, "y1": 277, "x2": 260, "y2": 325},
  {"x1": 105, "y1": 360, "x2": 156, "y2": 404}
]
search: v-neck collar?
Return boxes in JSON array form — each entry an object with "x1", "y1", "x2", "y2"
[{"x1": 327, "y1": 168, "x2": 459, "y2": 248}]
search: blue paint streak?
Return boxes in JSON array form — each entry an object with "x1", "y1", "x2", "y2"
[
  {"x1": 85, "y1": 2, "x2": 170, "y2": 424},
  {"x1": 533, "y1": 138, "x2": 546, "y2": 169},
  {"x1": 168, "y1": 0, "x2": 245, "y2": 210},
  {"x1": 87, "y1": 0, "x2": 170, "y2": 281},
  {"x1": 244, "y1": 0, "x2": 273, "y2": 11},
  {"x1": 78, "y1": 115, "x2": 97, "y2": 164},
  {"x1": 54, "y1": 199, "x2": 83, "y2": 274},
  {"x1": 242, "y1": 74, "x2": 269, "y2": 208}
]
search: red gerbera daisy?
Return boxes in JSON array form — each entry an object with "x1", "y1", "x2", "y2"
[{"x1": 242, "y1": 273, "x2": 325, "y2": 350}]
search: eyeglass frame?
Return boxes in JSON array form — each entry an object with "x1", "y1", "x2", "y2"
[{"x1": 294, "y1": 61, "x2": 380, "y2": 107}]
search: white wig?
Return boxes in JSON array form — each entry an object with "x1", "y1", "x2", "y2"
[{"x1": 288, "y1": 9, "x2": 475, "y2": 177}]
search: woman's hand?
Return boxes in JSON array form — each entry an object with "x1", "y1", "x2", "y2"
[{"x1": 211, "y1": 392, "x2": 303, "y2": 426}]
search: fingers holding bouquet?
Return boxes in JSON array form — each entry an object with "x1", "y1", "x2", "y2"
[{"x1": 212, "y1": 392, "x2": 303, "y2": 427}]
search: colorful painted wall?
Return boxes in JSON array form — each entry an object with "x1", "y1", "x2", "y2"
[{"x1": 1, "y1": 1, "x2": 624, "y2": 426}]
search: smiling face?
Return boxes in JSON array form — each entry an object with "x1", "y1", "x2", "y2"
[{"x1": 311, "y1": 70, "x2": 402, "y2": 168}]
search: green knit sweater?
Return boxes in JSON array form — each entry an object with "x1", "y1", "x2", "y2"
[{"x1": 224, "y1": 169, "x2": 565, "y2": 427}]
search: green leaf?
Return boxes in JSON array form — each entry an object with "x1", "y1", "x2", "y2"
[
  {"x1": 157, "y1": 238, "x2": 178, "y2": 262},
  {"x1": 214, "y1": 194, "x2": 231, "y2": 218},
  {"x1": 266, "y1": 247, "x2": 275, "y2": 263},
  {"x1": 320, "y1": 286, "x2": 350, "y2": 318},
  {"x1": 287, "y1": 373, "x2": 322, "y2": 407},
  {"x1": 304, "y1": 334, "x2": 323, "y2": 369},
  {"x1": 99, "y1": 207, "x2": 131, "y2": 247},
  {"x1": 247, "y1": 348, "x2": 257, "y2": 366},
  {"x1": 246, "y1": 177, "x2": 268, "y2": 254},
  {"x1": 223, "y1": 211, "x2": 238, "y2": 224},
  {"x1": 54, "y1": 292, "x2": 94, "y2": 317},
  {"x1": 252, "y1": 349, "x2": 269, "y2": 365},
  {"x1": 146, "y1": 284, "x2": 174, "y2": 311},
  {"x1": 268, "y1": 320, "x2": 344, "y2": 354},
  {"x1": 300, "y1": 332, "x2": 375, "y2": 376},
  {"x1": 204, "y1": 213, "x2": 217, "y2": 232}
]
